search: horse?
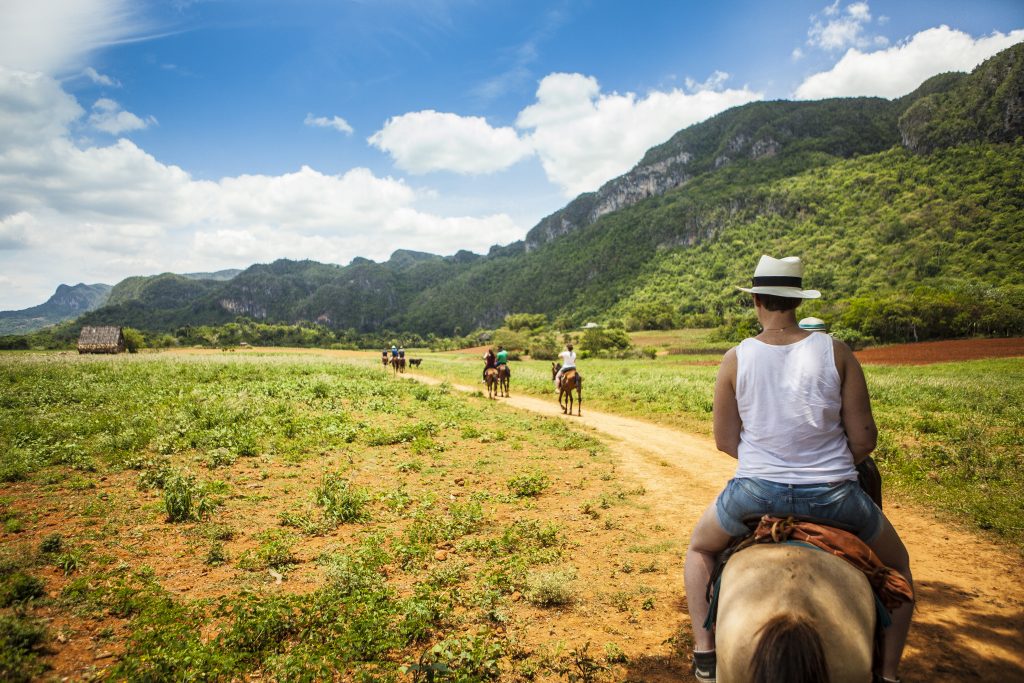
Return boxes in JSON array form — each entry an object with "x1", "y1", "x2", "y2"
[
  {"x1": 551, "y1": 362, "x2": 582, "y2": 416},
  {"x1": 496, "y1": 364, "x2": 510, "y2": 397},
  {"x1": 382, "y1": 354, "x2": 390, "y2": 370},
  {"x1": 408, "y1": 358, "x2": 422, "y2": 368},
  {"x1": 715, "y1": 543, "x2": 875, "y2": 683},
  {"x1": 484, "y1": 367, "x2": 500, "y2": 399},
  {"x1": 390, "y1": 356, "x2": 405, "y2": 375}
]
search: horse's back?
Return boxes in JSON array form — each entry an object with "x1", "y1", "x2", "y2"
[{"x1": 716, "y1": 544, "x2": 875, "y2": 683}]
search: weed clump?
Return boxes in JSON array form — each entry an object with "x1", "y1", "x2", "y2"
[
  {"x1": 507, "y1": 471, "x2": 550, "y2": 498},
  {"x1": 524, "y1": 567, "x2": 577, "y2": 607},
  {"x1": 163, "y1": 471, "x2": 212, "y2": 523},
  {"x1": 315, "y1": 472, "x2": 370, "y2": 524}
]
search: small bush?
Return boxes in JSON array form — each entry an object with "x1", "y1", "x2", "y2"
[
  {"x1": 507, "y1": 471, "x2": 550, "y2": 498},
  {"x1": 525, "y1": 567, "x2": 576, "y2": 607},
  {"x1": 0, "y1": 614, "x2": 48, "y2": 682},
  {"x1": 39, "y1": 534, "x2": 63, "y2": 554},
  {"x1": 315, "y1": 472, "x2": 370, "y2": 524},
  {"x1": 163, "y1": 471, "x2": 212, "y2": 523},
  {"x1": 0, "y1": 572, "x2": 46, "y2": 607}
]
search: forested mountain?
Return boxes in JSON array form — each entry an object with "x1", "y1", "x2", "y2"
[
  {"x1": 56, "y1": 43, "x2": 1024, "y2": 338},
  {"x1": 0, "y1": 283, "x2": 111, "y2": 335}
]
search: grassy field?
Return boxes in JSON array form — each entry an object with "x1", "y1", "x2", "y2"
[
  {"x1": 407, "y1": 347, "x2": 1024, "y2": 552},
  {"x1": 1, "y1": 345, "x2": 1021, "y2": 680},
  {"x1": 0, "y1": 352, "x2": 690, "y2": 681}
]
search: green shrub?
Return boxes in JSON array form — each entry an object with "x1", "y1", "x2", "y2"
[
  {"x1": 315, "y1": 472, "x2": 370, "y2": 524},
  {"x1": 0, "y1": 614, "x2": 48, "y2": 682},
  {"x1": 0, "y1": 572, "x2": 45, "y2": 607},
  {"x1": 525, "y1": 567, "x2": 576, "y2": 606},
  {"x1": 163, "y1": 471, "x2": 211, "y2": 522},
  {"x1": 507, "y1": 471, "x2": 550, "y2": 498},
  {"x1": 39, "y1": 534, "x2": 63, "y2": 554}
]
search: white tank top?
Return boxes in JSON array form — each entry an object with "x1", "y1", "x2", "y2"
[{"x1": 734, "y1": 332, "x2": 857, "y2": 484}]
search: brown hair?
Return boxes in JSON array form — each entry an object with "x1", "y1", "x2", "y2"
[
  {"x1": 754, "y1": 293, "x2": 801, "y2": 312},
  {"x1": 750, "y1": 614, "x2": 831, "y2": 683}
]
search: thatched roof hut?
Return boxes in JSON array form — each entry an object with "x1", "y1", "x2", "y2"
[{"x1": 77, "y1": 326, "x2": 125, "y2": 354}]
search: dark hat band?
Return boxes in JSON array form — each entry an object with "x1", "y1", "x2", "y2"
[{"x1": 752, "y1": 275, "x2": 802, "y2": 288}]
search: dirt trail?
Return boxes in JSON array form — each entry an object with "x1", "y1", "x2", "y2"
[{"x1": 410, "y1": 373, "x2": 1024, "y2": 682}]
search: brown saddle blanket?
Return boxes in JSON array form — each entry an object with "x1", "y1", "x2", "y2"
[{"x1": 722, "y1": 515, "x2": 913, "y2": 610}]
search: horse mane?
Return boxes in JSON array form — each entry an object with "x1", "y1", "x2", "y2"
[{"x1": 750, "y1": 613, "x2": 831, "y2": 683}]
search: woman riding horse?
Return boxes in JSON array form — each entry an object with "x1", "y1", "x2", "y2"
[
  {"x1": 684, "y1": 256, "x2": 913, "y2": 683},
  {"x1": 551, "y1": 360, "x2": 582, "y2": 416}
]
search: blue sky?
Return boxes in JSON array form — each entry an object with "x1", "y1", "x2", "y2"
[{"x1": 0, "y1": 0, "x2": 1021, "y2": 310}]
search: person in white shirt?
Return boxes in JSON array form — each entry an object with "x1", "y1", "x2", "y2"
[
  {"x1": 553, "y1": 343, "x2": 576, "y2": 391},
  {"x1": 683, "y1": 255, "x2": 913, "y2": 683}
]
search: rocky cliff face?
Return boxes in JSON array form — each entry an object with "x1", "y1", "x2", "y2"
[{"x1": 524, "y1": 128, "x2": 783, "y2": 251}]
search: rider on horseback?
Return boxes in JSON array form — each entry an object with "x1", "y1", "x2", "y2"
[
  {"x1": 553, "y1": 343, "x2": 575, "y2": 392},
  {"x1": 684, "y1": 256, "x2": 913, "y2": 683},
  {"x1": 482, "y1": 347, "x2": 497, "y2": 383},
  {"x1": 496, "y1": 345, "x2": 510, "y2": 378}
]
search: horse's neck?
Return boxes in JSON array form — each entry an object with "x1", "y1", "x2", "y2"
[{"x1": 716, "y1": 545, "x2": 875, "y2": 683}]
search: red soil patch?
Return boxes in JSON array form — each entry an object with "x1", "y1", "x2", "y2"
[{"x1": 854, "y1": 337, "x2": 1024, "y2": 365}]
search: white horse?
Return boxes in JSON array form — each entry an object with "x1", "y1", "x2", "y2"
[{"x1": 716, "y1": 543, "x2": 876, "y2": 683}]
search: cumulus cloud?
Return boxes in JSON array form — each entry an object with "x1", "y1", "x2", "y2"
[
  {"x1": 807, "y1": 1, "x2": 885, "y2": 51},
  {"x1": 795, "y1": 26, "x2": 1024, "y2": 99},
  {"x1": 88, "y1": 98, "x2": 157, "y2": 134},
  {"x1": 516, "y1": 72, "x2": 762, "y2": 197},
  {"x1": 0, "y1": 0, "x2": 147, "y2": 74},
  {"x1": 0, "y1": 212, "x2": 36, "y2": 249},
  {"x1": 368, "y1": 110, "x2": 534, "y2": 175},
  {"x1": 304, "y1": 113, "x2": 354, "y2": 135},
  {"x1": 83, "y1": 66, "x2": 119, "y2": 87},
  {"x1": 0, "y1": 67, "x2": 519, "y2": 309}
]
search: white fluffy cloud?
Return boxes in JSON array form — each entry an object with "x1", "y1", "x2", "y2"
[
  {"x1": 807, "y1": 1, "x2": 885, "y2": 51},
  {"x1": 368, "y1": 73, "x2": 761, "y2": 198},
  {"x1": 0, "y1": 211, "x2": 35, "y2": 249},
  {"x1": 796, "y1": 26, "x2": 1024, "y2": 99},
  {"x1": 88, "y1": 98, "x2": 156, "y2": 134},
  {"x1": 0, "y1": 67, "x2": 518, "y2": 309},
  {"x1": 517, "y1": 72, "x2": 763, "y2": 197},
  {"x1": 368, "y1": 110, "x2": 534, "y2": 174},
  {"x1": 304, "y1": 113, "x2": 354, "y2": 134},
  {"x1": 83, "y1": 66, "x2": 119, "y2": 87}
]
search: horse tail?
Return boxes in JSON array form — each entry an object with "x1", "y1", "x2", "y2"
[{"x1": 750, "y1": 614, "x2": 831, "y2": 683}]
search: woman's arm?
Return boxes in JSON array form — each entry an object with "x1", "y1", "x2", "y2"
[
  {"x1": 835, "y1": 339, "x2": 878, "y2": 463},
  {"x1": 713, "y1": 348, "x2": 741, "y2": 459}
]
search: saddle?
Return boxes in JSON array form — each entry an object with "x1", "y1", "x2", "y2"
[{"x1": 560, "y1": 368, "x2": 578, "y2": 384}]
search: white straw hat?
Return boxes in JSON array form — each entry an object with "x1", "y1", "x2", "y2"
[{"x1": 737, "y1": 255, "x2": 821, "y2": 299}]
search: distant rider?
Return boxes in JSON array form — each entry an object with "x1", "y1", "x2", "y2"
[
  {"x1": 398, "y1": 346, "x2": 405, "y2": 359},
  {"x1": 554, "y1": 343, "x2": 576, "y2": 391},
  {"x1": 496, "y1": 345, "x2": 510, "y2": 378},
  {"x1": 482, "y1": 347, "x2": 497, "y2": 382}
]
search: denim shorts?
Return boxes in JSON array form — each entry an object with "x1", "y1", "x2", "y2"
[{"x1": 715, "y1": 477, "x2": 883, "y2": 542}]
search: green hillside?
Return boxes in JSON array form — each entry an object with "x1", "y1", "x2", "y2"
[{"x1": 32, "y1": 43, "x2": 1024, "y2": 344}]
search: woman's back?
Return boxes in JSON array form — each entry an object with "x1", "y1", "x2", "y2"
[{"x1": 734, "y1": 333, "x2": 856, "y2": 484}]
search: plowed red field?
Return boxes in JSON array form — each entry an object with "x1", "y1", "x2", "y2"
[{"x1": 854, "y1": 337, "x2": 1024, "y2": 365}]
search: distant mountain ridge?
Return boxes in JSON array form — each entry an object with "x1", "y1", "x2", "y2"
[
  {"x1": 0, "y1": 283, "x2": 112, "y2": 335},
  {"x1": 16, "y1": 43, "x2": 1024, "y2": 338}
]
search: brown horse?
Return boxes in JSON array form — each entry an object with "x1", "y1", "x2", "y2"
[
  {"x1": 716, "y1": 544, "x2": 875, "y2": 683},
  {"x1": 551, "y1": 362, "x2": 582, "y2": 416},
  {"x1": 496, "y1": 364, "x2": 510, "y2": 397},
  {"x1": 382, "y1": 354, "x2": 389, "y2": 370},
  {"x1": 390, "y1": 356, "x2": 405, "y2": 375},
  {"x1": 484, "y1": 367, "x2": 500, "y2": 399}
]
